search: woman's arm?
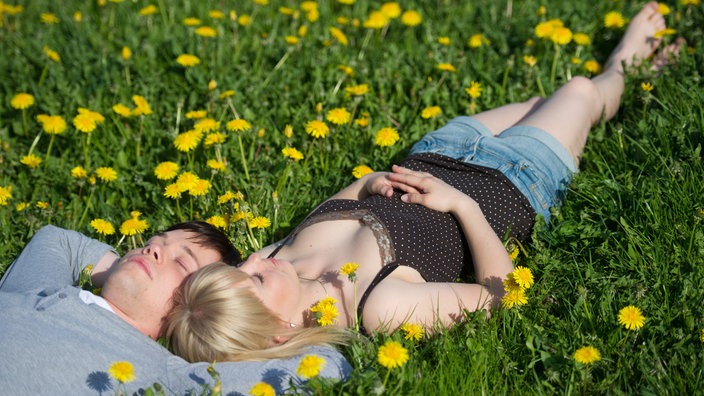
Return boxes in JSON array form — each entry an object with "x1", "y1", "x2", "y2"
[
  {"x1": 327, "y1": 171, "x2": 394, "y2": 201},
  {"x1": 387, "y1": 165, "x2": 514, "y2": 301}
]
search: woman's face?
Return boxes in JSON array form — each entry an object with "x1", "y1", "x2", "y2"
[{"x1": 237, "y1": 253, "x2": 301, "y2": 323}]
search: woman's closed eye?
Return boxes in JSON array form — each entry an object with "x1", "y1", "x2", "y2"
[{"x1": 253, "y1": 273, "x2": 264, "y2": 283}]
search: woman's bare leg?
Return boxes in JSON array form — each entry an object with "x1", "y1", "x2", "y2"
[
  {"x1": 512, "y1": 2, "x2": 671, "y2": 165},
  {"x1": 470, "y1": 96, "x2": 544, "y2": 136}
]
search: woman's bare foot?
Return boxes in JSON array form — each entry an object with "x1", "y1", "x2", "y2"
[
  {"x1": 604, "y1": 2, "x2": 666, "y2": 74},
  {"x1": 651, "y1": 37, "x2": 685, "y2": 72}
]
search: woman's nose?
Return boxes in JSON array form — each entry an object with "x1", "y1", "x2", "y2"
[
  {"x1": 238, "y1": 253, "x2": 263, "y2": 271},
  {"x1": 143, "y1": 244, "x2": 162, "y2": 263}
]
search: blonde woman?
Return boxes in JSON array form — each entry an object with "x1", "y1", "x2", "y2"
[{"x1": 167, "y1": 3, "x2": 681, "y2": 363}]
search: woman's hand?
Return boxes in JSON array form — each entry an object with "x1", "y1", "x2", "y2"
[{"x1": 387, "y1": 165, "x2": 478, "y2": 214}]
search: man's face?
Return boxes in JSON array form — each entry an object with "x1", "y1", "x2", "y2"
[{"x1": 101, "y1": 229, "x2": 222, "y2": 337}]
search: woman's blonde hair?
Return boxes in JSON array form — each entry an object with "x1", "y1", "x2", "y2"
[{"x1": 166, "y1": 262, "x2": 348, "y2": 362}]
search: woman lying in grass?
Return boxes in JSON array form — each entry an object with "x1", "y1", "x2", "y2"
[{"x1": 166, "y1": 2, "x2": 682, "y2": 363}]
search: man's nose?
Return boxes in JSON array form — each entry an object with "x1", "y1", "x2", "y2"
[{"x1": 143, "y1": 244, "x2": 162, "y2": 263}]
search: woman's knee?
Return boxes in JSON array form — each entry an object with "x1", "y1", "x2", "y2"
[{"x1": 559, "y1": 76, "x2": 600, "y2": 102}]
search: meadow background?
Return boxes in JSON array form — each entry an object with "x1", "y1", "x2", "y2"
[{"x1": 1, "y1": 0, "x2": 703, "y2": 394}]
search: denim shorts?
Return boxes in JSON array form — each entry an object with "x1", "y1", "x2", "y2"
[{"x1": 409, "y1": 116, "x2": 577, "y2": 224}]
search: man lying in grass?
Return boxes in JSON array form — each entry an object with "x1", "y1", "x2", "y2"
[
  {"x1": 0, "y1": 221, "x2": 350, "y2": 394},
  {"x1": 166, "y1": 2, "x2": 683, "y2": 364}
]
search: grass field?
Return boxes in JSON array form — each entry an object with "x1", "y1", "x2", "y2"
[{"x1": 1, "y1": 0, "x2": 703, "y2": 394}]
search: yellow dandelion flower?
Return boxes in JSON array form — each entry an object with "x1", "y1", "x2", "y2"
[
  {"x1": 338, "y1": 0, "x2": 355, "y2": 5},
  {"x1": 536, "y1": 5, "x2": 546, "y2": 16},
  {"x1": 95, "y1": 167, "x2": 118, "y2": 182},
  {"x1": 604, "y1": 11, "x2": 626, "y2": 29},
  {"x1": 194, "y1": 118, "x2": 220, "y2": 133},
  {"x1": 183, "y1": 17, "x2": 201, "y2": 26},
  {"x1": 618, "y1": 305, "x2": 645, "y2": 330},
  {"x1": 571, "y1": 57, "x2": 583, "y2": 65},
  {"x1": 186, "y1": 110, "x2": 207, "y2": 119},
  {"x1": 512, "y1": 266, "x2": 534, "y2": 289},
  {"x1": 138, "y1": 5, "x2": 158, "y2": 16},
  {"x1": 217, "y1": 191, "x2": 238, "y2": 204},
  {"x1": 641, "y1": 82, "x2": 654, "y2": 92},
  {"x1": 226, "y1": 119, "x2": 252, "y2": 133},
  {"x1": 20, "y1": 154, "x2": 42, "y2": 168},
  {"x1": 176, "y1": 54, "x2": 200, "y2": 67},
  {"x1": 210, "y1": 10, "x2": 224, "y2": 19},
  {"x1": 573, "y1": 346, "x2": 601, "y2": 364},
  {"x1": 352, "y1": 165, "x2": 373, "y2": 179},
  {"x1": 188, "y1": 178, "x2": 212, "y2": 196},
  {"x1": 204, "y1": 132, "x2": 227, "y2": 147},
  {"x1": 340, "y1": 262, "x2": 359, "y2": 281},
  {"x1": 377, "y1": 340, "x2": 409, "y2": 369},
  {"x1": 11, "y1": 93, "x2": 35, "y2": 110},
  {"x1": 523, "y1": 55, "x2": 537, "y2": 67},
  {"x1": 90, "y1": 219, "x2": 115, "y2": 235},
  {"x1": 296, "y1": 354, "x2": 326, "y2": 379},
  {"x1": 71, "y1": 166, "x2": 87, "y2": 179},
  {"x1": 73, "y1": 114, "x2": 97, "y2": 133},
  {"x1": 131, "y1": 95, "x2": 152, "y2": 116},
  {"x1": 108, "y1": 361, "x2": 135, "y2": 383},
  {"x1": 300, "y1": 1, "x2": 316, "y2": 11},
  {"x1": 573, "y1": 33, "x2": 591, "y2": 46},
  {"x1": 206, "y1": 159, "x2": 227, "y2": 171},
  {"x1": 284, "y1": 35, "x2": 299, "y2": 45},
  {"x1": 375, "y1": 127, "x2": 399, "y2": 147},
  {"x1": 40, "y1": 12, "x2": 59, "y2": 24},
  {"x1": 400, "y1": 323, "x2": 424, "y2": 341},
  {"x1": 503, "y1": 275, "x2": 521, "y2": 293},
  {"x1": 550, "y1": 26, "x2": 572, "y2": 45},
  {"x1": 401, "y1": 10, "x2": 422, "y2": 27},
  {"x1": 219, "y1": 90, "x2": 236, "y2": 99},
  {"x1": 508, "y1": 245, "x2": 519, "y2": 261},
  {"x1": 36, "y1": 201, "x2": 50, "y2": 209},
  {"x1": 175, "y1": 171, "x2": 199, "y2": 192},
  {"x1": 174, "y1": 130, "x2": 202, "y2": 152},
  {"x1": 112, "y1": 104, "x2": 132, "y2": 117},
  {"x1": 654, "y1": 28, "x2": 677, "y2": 39},
  {"x1": 380, "y1": 2, "x2": 401, "y2": 18},
  {"x1": 501, "y1": 287, "x2": 527, "y2": 308},
  {"x1": 355, "y1": 117, "x2": 369, "y2": 127},
  {"x1": 305, "y1": 120, "x2": 330, "y2": 139},
  {"x1": 195, "y1": 26, "x2": 217, "y2": 38},
  {"x1": 37, "y1": 114, "x2": 67, "y2": 134},
  {"x1": 120, "y1": 212, "x2": 149, "y2": 236},
  {"x1": 249, "y1": 382, "x2": 275, "y2": 396},
  {"x1": 467, "y1": 33, "x2": 489, "y2": 48},
  {"x1": 42, "y1": 46, "x2": 61, "y2": 62},
  {"x1": 681, "y1": 0, "x2": 701, "y2": 6},
  {"x1": 329, "y1": 27, "x2": 348, "y2": 46},
  {"x1": 283, "y1": 124, "x2": 294, "y2": 138},
  {"x1": 16, "y1": 202, "x2": 30, "y2": 211},
  {"x1": 326, "y1": 108, "x2": 351, "y2": 125},
  {"x1": 206, "y1": 215, "x2": 228, "y2": 229},
  {"x1": 438, "y1": 36, "x2": 451, "y2": 45},
  {"x1": 437, "y1": 63, "x2": 457, "y2": 72},
  {"x1": 657, "y1": 3, "x2": 671, "y2": 15},
  {"x1": 0, "y1": 185, "x2": 12, "y2": 206},
  {"x1": 363, "y1": 11, "x2": 389, "y2": 29},
  {"x1": 337, "y1": 64, "x2": 354, "y2": 76},
  {"x1": 154, "y1": 162, "x2": 179, "y2": 180},
  {"x1": 249, "y1": 216, "x2": 271, "y2": 229},
  {"x1": 164, "y1": 183, "x2": 182, "y2": 199},
  {"x1": 584, "y1": 60, "x2": 602, "y2": 74},
  {"x1": 121, "y1": 46, "x2": 132, "y2": 61},
  {"x1": 282, "y1": 147, "x2": 304, "y2": 161},
  {"x1": 535, "y1": 19, "x2": 563, "y2": 39},
  {"x1": 311, "y1": 297, "x2": 339, "y2": 326},
  {"x1": 77, "y1": 108, "x2": 105, "y2": 124},
  {"x1": 465, "y1": 81, "x2": 482, "y2": 99},
  {"x1": 345, "y1": 83, "x2": 369, "y2": 96},
  {"x1": 238, "y1": 15, "x2": 252, "y2": 26},
  {"x1": 421, "y1": 106, "x2": 442, "y2": 119}
]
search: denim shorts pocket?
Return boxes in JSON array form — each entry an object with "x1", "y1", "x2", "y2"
[{"x1": 511, "y1": 161, "x2": 555, "y2": 212}]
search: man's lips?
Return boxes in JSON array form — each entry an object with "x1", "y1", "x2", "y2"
[{"x1": 131, "y1": 257, "x2": 153, "y2": 279}]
